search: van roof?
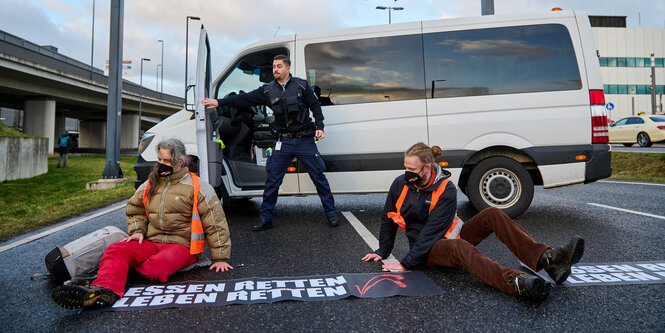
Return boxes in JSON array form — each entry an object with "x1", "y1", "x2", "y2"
[{"x1": 239, "y1": 10, "x2": 583, "y2": 50}]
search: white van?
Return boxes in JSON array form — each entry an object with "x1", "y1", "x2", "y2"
[{"x1": 135, "y1": 10, "x2": 611, "y2": 218}]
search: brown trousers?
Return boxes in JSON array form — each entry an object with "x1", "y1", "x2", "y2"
[{"x1": 424, "y1": 207, "x2": 550, "y2": 296}]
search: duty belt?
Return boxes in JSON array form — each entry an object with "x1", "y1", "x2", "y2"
[{"x1": 276, "y1": 130, "x2": 315, "y2": 139}]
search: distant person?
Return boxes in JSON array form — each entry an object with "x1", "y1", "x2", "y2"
[
  {"x1": 202, "y1": 54, "x2": 338, "y2": 231},
  {"x1": 362, "y1": 142, "x2": 585, "y2": 302},
  {"x1": 56, "y1": 130, "x2": 72, "y2": 168},
  {"x1": 313, "y1": 85, "x2": 334, "y2": 106},
  {"x1": 52, "y1": 138, "x2": 232, "y2": 310}
]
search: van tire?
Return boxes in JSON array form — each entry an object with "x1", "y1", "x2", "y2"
[
  {"x1": 466, "y1": 157, "x2": 534, "y2": 218},
  {"x1": 637, "y1": 132, "x2": 652, "y2": 147}
]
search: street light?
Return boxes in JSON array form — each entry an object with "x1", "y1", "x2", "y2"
[
  {"x1": 185, "y1": 16, "x2": 200, "y2": 94},
  {"x1": 139, "y1": 57, "x2": 151, "y2": 143},
  {"x1": 157, "y1": 39, "x2": 164, "y2": 97},
  {"x1": 89, "y1": 0, "x2": 96, "y2": 80},
  {"x1": 156, "y1": 64, "x2": 161, "y2": 90},
  {"x1": 376, "y1": 6, "x2": 403, "y2": 24}
]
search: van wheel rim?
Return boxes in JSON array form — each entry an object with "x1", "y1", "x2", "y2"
[{"x1": 480, "y1": 168, "x2": 521, "y2": 208}]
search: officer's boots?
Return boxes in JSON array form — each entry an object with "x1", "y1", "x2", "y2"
[
  {"x1": 507, "y1": 273, "x2": 551, "y2": 302},
  {"x1": 538, "y1": 236, "x2": 585, "y2": 284}
]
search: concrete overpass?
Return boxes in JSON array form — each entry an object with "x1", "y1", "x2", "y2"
[{"x1": 0, "y1": 30, "x2": 184, "y2": 152}]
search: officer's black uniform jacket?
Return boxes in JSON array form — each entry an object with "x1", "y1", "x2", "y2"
[
  {"x1": 375, "y1": 165, "x2": 457, "y2": 270},
  {"x1": 215, "y1": 74, "x2": 324, "y2": 133}
]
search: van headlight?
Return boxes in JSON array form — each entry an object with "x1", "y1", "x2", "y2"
[{"x1": 138, "y1": 133, "x2": 155, "y2": 156}]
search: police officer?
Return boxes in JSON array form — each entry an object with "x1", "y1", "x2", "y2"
[{"x1": 202, "y1": 54, "x2": 338, "y2": 231}]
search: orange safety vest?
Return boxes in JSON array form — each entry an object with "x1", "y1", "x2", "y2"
[
  {"x1": 142, "y1": 172, "x2": 205, "y2": 255},
  {"x1": 387, "y1": 178, "x2": 463, "y2": 239}
]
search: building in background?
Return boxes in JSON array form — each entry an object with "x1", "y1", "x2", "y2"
[{"x1": 591, "y1": 16, "x2": 665, "y2": 120}]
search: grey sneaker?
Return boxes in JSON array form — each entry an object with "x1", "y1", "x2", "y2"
[{"x1": 507, "y1": 273, "x2": 551, "y2": 302}]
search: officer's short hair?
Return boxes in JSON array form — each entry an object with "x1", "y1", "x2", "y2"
[{"x1": 273, "y1": 54, "x2": 290, "y2": 67}]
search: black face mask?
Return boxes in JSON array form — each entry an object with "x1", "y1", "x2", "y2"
[
  {"x1": 404, "y1": 170, "x2": 421, "y2": 184},
  {"x1": 158, "y1": 163, "x2": 174, "y2": 177}
]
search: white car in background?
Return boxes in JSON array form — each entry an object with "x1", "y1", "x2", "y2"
[{"x1": 609, "y1": 115, "x2": 665, "y2": 147}]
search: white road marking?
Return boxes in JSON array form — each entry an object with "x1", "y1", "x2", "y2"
[
  {"x1": 0, "y1": 201, "x2": 127, "y2": 253},
  {"x1": 599, "y1": 180, "x2": 665, "y2": 187},
  {"x1": 587, "y1": 203, "x2": 665, "y2": 220},
  {"x1": 342, "y1": 211, "x2": 401, "y2": 270}
]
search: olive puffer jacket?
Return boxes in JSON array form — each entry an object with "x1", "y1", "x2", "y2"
[{"x1": 126, "y1": 167, "x2": 231, "y2": 262}]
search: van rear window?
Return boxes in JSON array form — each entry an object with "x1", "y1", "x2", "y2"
[
  {"x1": 304, "y1": 24, "x2": 582, "y2": 106},
  {"x1": 425, "y1": 24, "x2": 582, "y2": 98}
]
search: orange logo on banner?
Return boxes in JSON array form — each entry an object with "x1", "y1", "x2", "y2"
[{"x1": 354, "y1": 274, "x2": 407, "y2": 296}]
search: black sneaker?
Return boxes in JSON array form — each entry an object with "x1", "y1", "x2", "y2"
[
  {"x1": 253, "y1": 219, "x2": 272, "y2": 231},
  {"x1": 539, "y1": 236, "x2": 585, "y2": 284},
  {"x1": 52, "y1": 285, "x2": 116, "y2": 309},
  {"x1": 327, "y1": 214, "x2": 339, "y2": 227},
  {"x1": 507, "y1": 273, "x2": 551, "y2": 302}
]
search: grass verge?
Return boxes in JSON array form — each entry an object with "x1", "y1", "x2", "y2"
[
  {"x1": 609, "y1": 152, "x2": 665, "y2": 183},
  {"x1": 0, "y1": 123, "x2": 33, "y2": 137},
  {"x1": 0, "y1": 154, "x2": 137, "y2": 241}
]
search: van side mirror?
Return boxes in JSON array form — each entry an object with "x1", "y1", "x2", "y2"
[{"x1": 185, "y1": 85, "x2": 196, "y2": 111}]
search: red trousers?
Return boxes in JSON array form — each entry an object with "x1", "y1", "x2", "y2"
[
  {"x1": 425, "y1": 207, "x2": 550, "y2": 296},
  {"x1": 92, "y1": 240, "x2": 197, "y2": 297}
]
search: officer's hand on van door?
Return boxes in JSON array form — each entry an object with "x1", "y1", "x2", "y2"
[
  {"x1": 122, "y1": 233, "x2": 144, "y2": 244},
  {"x1": 362, "y1": 253, "x2": 383, "y2": 262},
  {"x1": 209, "y1": 261, "x2": 234, "y2": 273},
  {"x1": 202, "y1": 98, "x2": 219, "y2": 109},
  {"x1": 315, "y1": 130, "x2": 324, "y2": 139}
]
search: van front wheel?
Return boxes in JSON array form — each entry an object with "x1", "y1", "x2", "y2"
[{"x1": 466, "y1": 157, "x2": 534, "y2": 218}]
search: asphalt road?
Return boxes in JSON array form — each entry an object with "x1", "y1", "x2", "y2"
[
  {"x1": 610, "y1": 143, "x2": 665, "y2": 153},
  {"x1": 1, "y1": 180, "x2": 664, "y2": 332}
]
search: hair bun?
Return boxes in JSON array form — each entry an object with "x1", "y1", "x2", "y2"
[{"x1": 431, "y1": 145, "x2": 443, "y2": 158}]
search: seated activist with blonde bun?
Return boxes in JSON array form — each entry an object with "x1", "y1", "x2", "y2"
[{"x1": 362, "y1": 142, "x2": 584, "y2": 302}]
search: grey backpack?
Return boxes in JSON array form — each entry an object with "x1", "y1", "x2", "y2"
[{"x1": 44, "y1": 226, "x2": 128, "y2": 283}]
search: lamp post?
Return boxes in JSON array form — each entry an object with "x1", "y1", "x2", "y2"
[
  {"x1": 89, "y1": 0, "x2": 96, "y2": 80},
  {"x1": 139, "y1": 58, "x2": 151, "y2": 143},
  {"x1": 157, "y1": 39, "x2": 164, "y2": 97},
  {"x1": 156, "y1": 64, "x2": 161, "y2": 90},
  {"x1": 376, "y1": 6, "x2": 403, "y2": 24},
  {"x1": 185, "y1": 16, "x2": 200, "y2": 94}
]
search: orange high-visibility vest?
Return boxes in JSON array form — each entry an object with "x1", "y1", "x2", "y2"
[
  {"x1": 142, "y1": 172, "x2": 205, "y2": 255},
  {"x1": 387, "y1": 178, "x2": 463, "y2": 239}
]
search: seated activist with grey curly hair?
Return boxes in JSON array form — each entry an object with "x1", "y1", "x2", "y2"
[{"x1": 52, "y1": 138, "x2": 232, "y2": 310}]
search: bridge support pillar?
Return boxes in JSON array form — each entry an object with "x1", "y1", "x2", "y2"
[
  {"x1": 121, "y1": 112, "x2": 139, "y2": 149},
  {"x1": 54, "y1": 111, "x2": 66, "y2": 143},
  {"x1": 23, "y1": 97, "x2": 56, "y2": 152},
  {"x1": 79, "y1": 120, "x2": 106, "y2": 149}
]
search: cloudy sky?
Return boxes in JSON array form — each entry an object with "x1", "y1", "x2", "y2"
[{"x1": 1, "y1": 0, "x2": 663, "y2": 98}]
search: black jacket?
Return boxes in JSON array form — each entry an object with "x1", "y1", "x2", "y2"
[
  {"x1": 215, "y1": 75, "x2": 324, "y2": 133},
  {"x1": 375, "y1": 165, "x2": 457, "y2": 270}
]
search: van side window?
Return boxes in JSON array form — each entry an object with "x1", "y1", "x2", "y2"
[
  {"x1": 304, "y1": 34, "x2": 425, "y2": 105},
  {"x1": 424, "y1": 24, "x2": 582, "y2": 98}
]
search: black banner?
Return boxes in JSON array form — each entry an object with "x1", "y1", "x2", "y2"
[
  {"x1": 106, "y1": 271, "x2": 443, "y2": 311},
  {"x1": 522, "y1": 261, "x2": 665, "y2": 287}
]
